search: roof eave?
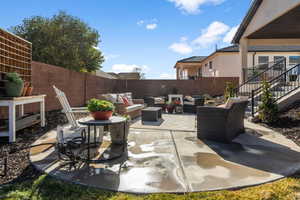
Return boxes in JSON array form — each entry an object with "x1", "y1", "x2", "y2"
[{"x1": 232, "y1": 0, "x2": 263, "y2": 44}]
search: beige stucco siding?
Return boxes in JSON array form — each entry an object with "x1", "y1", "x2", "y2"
[
  {"x1": 201, "y1": 52, "x2": 300, "y2": 79},
  {"x1": 243, "y1": 0, "x2": 300, "y2": 39}
]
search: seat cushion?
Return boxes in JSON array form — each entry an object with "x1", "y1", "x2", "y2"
[
  {"x1": 125, "y1": 104, "x2": 144, "y2": 112},
  {"x1": 184, "y1": 101, "x2": 195, "y2": 106},
  {"x1": 154, "y1": 97, "x2": 165, "y2": 104}
]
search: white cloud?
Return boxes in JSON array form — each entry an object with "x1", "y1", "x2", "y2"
[
  {"x1": 104, "y1": 54, "x2": 120, "y2": 61},
  {"x1": 223, "y1": 25, "x2": 239, "y2": 43},
  {"x1": 111, "y1": 64, "x2": 149, "y2": 73},
  {"x1": 159, "y1": 73, "x2": 176, "y2": 79},
  {"x1": 193, "y1": 21, "x2": 230, "y2": 47},
  {"x1": 180, "y1": 36, "x2": 188, "y2": 42},
  {"x1": 137, "y1": 20, "x2": 144, "y2": 26},
  {"x1": 168, "y1": 0, "x2": 225, "y2": 14},
  {"x1": 146, "y1": 23, "x2": 158, "y2": 30},
  {"x1": 169, "y1": 42, "x2": 193, "y2": 54}
]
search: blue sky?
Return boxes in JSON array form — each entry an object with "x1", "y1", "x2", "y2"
[{"x1": 0, "y1": 0, "x2": 252, "y2": 79}]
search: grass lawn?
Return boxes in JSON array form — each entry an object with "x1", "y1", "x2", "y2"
[{"x1": 1, "y1": 175, "x2": 300, "y2": 200}]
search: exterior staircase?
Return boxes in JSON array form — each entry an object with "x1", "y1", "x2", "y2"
[{"x1": 235, "y1": 58, "x2": 300, "y2": 117}]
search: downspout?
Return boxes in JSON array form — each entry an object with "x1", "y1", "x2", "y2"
[{"x1": 252, "y1": 52, "x2": 256, "y2": 72}]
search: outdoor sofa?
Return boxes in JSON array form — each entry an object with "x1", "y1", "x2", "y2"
[
  {"x1": 183, "y1": 95, "x2": 205, "y2": 113},
  {"x1": 197, "y1": 98, "x2": 249, "y2": 143},
  {"x1": 98, "y1": 93, "x2": 144, "y2": 119}
]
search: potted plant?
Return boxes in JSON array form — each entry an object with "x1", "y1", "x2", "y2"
[
  {"x1": 87, "y1": 98, "x2": 115, "y2": 120},
  {"x1": 166, "y1": 101, "x2": 175, "y2": 114},
  {"x1": 109, "y1": 115, "x2": 131, "y2": 145},
  {"x1": 25, "y1": 83, "x2": 34, "y2": 96},
  {"x1": 5, "y1": 72, "x2": 24, "y2": 97}
]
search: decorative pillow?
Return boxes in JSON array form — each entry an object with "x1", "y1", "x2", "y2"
[
  {"x1": 184, "y1": 96, "x2": 194, "y2": 102},
  {"x1": 125, "y1": 92, "x2": 134, "y2": 105},
  {"x1": 116, "y1": 94, "x2": 124, "y2": 104},
  {"x1": 101, "y1": 94, "x2": 117, "y2": 103},
  {"x1": 121, "y1": 96, "x2": 130, "y2": 106},
  {"x1": 154, "y1": 97, "x2": 165, "y2": 104}
]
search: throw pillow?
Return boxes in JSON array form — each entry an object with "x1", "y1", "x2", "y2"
[
  {"x1": 122, "y1": 96, "x2": 130, "y2": 106},
  {"x1": 125, "y1": 92, "x2": 134, "y2": 105}
]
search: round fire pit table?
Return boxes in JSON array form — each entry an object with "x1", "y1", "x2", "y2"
[{"x1": 78, "y1": 116, "x2": 127, "y2": 163}]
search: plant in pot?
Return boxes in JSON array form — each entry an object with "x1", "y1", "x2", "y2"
[
  {"x1": 5, "y1": 73, "x2": 24, "y2": 97},
  {"x1": 87, "y1": 98, "x2": 115, "y2": 120},
  {"x1": 166, "y1": 101, "x2": 175, "y2": 114}
]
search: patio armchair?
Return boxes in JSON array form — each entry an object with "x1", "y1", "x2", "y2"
[{"x1": 197, "y1": 99, "x2": 249, "y2": 143}]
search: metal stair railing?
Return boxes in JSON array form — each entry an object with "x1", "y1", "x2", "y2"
[
  {"x1": 235, "y1": 58, "x2": 287, "y2": 97},
  {"x1": 250, "y1": 63, "x2": 300, "y2": 116}
]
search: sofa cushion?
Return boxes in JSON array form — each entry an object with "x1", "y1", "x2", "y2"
[
  {"x1": 184, "y1": 96, "x2": 194, "y2": 102},
  {"x1": 184, "y1": 101, "x2": 195, "y2": 106},
  {"x1": 125, "y1": 104, "x2": 143, "y2": 113}
]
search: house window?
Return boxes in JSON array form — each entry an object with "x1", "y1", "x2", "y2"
[
  {"x1": 209, "y1": 61, "x2": 213, "y2": 70},
  {"x1": 289, "y1": 56, "x2": 300, "y2": 67},
  {"x1": 258, "y1": 56, "x2": 269, "y2": 69},
  {"x1": 274, "y1": 56, "x2": 284, "y2": 62}
]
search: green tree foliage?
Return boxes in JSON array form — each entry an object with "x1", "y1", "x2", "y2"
[
  {"x1": 258, "y1": 81, "x2": 279, "y2": 124},
  {"x1": 10, "y1": 11, "x2": 104, "y2": 72},
  {"x1": 224, "y1": 82, "x2": 235, "y2": 100}
]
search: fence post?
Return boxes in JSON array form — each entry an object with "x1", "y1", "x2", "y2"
[{"x1": 251, "y1": 90, "x2": 255, "y2": 117}]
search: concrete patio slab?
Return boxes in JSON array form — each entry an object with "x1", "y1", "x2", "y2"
[
  {"x1": 30, "y1": 128, "x2": 187, "y2": 194},
  {"x1": 30, "y1": 117, "x2": 300, "y2": 194},
  {"x1": 131, "y1": 114, "x2": 196, "y2": 132}
]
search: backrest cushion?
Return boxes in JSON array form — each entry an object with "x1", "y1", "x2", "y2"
[{"x1": 225, "y1": 97, "x2": 245, "y2": 109}]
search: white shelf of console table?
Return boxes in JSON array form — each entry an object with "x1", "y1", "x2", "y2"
[{"x1": 0, "y1": 95, "x2": 46, "y2": 143}]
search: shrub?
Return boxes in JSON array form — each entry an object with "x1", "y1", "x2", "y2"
[
  {"x1": 87, "y1": 99, "x2": 114, "y2": 112},
  {"x1": 6, "y1": 72, "x2": 23, "y2": 84},
  {"x1": 224, "y1": 82, "x2": 235, "y2": 100},
  {"x1": 258, "y1": 81, "x2": 279, "y2": 124}
]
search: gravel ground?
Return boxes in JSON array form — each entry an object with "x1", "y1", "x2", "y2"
[
  {"x1": 0, "y1": 110, "x2": 68, "y2": 185},
  {"x1": 260, "y1": 101, "x2": 300, "y2": 146}
]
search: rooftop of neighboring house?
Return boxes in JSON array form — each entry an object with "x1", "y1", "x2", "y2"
[
  {"x1": 95, "y1": 70, "x2": 118, "y2": 79},
  {"x1": 107, "y1": 72, "x2": 141, "y2": 80},
  {"x1": 177, "y1": 56, "x2": 207, "y2": 63}
]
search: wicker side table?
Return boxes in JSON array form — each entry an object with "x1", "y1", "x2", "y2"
[{"x1": 142, "y1": 107, "x2": 162, "y2": 122}]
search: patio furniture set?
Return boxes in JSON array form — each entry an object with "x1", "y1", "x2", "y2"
[
  {"x1": 145, "y1": 94, "x2": 205, "y2": 114},
  {"x1": 51, "y1": 86, "x2": 250, "y2": 168}
]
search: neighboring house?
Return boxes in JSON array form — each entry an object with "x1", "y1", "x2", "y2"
[
  {"x1": 175, "y1": 56, "x2": 207, "y2": 80},
  {"x1": 175, "y1": 45, "x2": 300, "y2": 80},
  {"x1": 107, "y1": 72, "x2": 141, "y2": 80},
  {"x1": 95, "y1": 70, "x2": 118, "y2": 79},
  {"x1": 176, "y1": 0, "x2": 300, "y2": 82}
]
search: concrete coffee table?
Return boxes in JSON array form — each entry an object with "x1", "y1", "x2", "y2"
[{"x1": 142, "y1": 107, "x2": 162, "y2": 122}]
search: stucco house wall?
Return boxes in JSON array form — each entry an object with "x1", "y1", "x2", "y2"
[{"x1": 200, "y1": 51, "x2": 300, "y2": 78}]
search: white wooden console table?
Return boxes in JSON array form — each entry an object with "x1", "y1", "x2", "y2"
[{"x1": 0, "y1": 95, "x2": 46, "y2": 143}]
